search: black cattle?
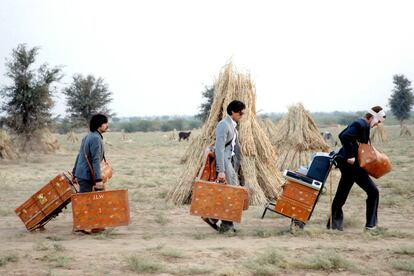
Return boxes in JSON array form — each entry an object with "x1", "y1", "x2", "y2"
[
  {"x1": 321, "y1": 131, "x2": 337, "y2": 146},
  {"x1": 178, "y1": 131, "x2": 191, "y2": 141}
]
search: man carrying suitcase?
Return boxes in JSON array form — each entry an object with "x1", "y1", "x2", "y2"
[
  {"x1": 203, "y1": 100, "x2": 246, "y2": 233},
  {"x1": 72, "y1": 114, "x2": 109, "y2": 233}
]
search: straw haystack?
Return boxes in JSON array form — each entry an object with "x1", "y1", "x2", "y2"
[
  {"x1": 19, "y1": 128, "x2": 60, "y2": 153},
  {"x1": 258, "y1": 118, "x2": 279, "y2": 145},
  {"x1": 0, "y1": 130, "x2": 18, "y2": 159},
  {"x1": 400, "y1": 125, "x2": 412, "y2": 136},
  {"x1": 169, "y1": 129, "x2": 178, "y2": 141},
  {"x1": 273, "y1": 103, "x2": 330, "y2": 171},
  {"x1": 39, "y1": 129, "x2": 60, "y2": 152},
  {"x1": 370, "y1": 124, "x2": 387, "y2": 143},
  {"x1": 168, "y1": 63, "x2": 284, "y2": 205},
  {"x1": 67, "y1": 131, "x2": 79, "y2": 143}
]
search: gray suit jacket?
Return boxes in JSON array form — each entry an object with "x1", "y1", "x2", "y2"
[
  {"x1": 215, "y1": 115, "x2": 241, "y2": 173},
  {"x1": 72, "y1": 131, "x2": 105, "y2": 182}
]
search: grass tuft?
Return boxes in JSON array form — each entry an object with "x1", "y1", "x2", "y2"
[
  {"x1": 154, "y1": 212, "x2": 170, "y2": 226},
  {"x1": 394, "y1": 246, "x2": 414, "y2": 256},
  {"x1": 46, "y1": 235, "x2": 65, "y2": 241},
  {"x1": 364, "y1": 227, "x2": 410, "y2": 238},
  {"x1": 393, "y1": 260, "x2": 414, "y2": 272},
  {"x1": 53, "y1": 243, "x2": 65, "y2": 252},
  {"x1": 34, "y1": 242, "x2": 49, "y2": 251},
  {"x1": 126, "y1": 254, "x2": 164, "y2": 273},
  {"x1": 94, "y1": 228, "x2": 118, "y2": 240},
  {"x1": 244, "y1": 248, "x2": 287, "y2": 275},
  {"x1": 173, "y1": 266, "x2": 213, "y2": 275},
  {"x1": 161, "y1": 248, "x2": 185, "y2": 259},
  {"x1": 0, "y1": 255, "x2": 18, "y2": 267},
  {"x1": 293, "y1": 251, "x2": 355, "y2": 271}
]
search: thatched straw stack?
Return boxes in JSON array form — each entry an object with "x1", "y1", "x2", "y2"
[
  {"x1": 258, "y1": 118, "x2": 279, "y2": 145},
  {"x1": 370, "y1": 124, "x2": 387, "y2": 143},
  {"x1": 40, "y1": 129, "x2": 60, "y2": 152},
  {"x1": 67, "y1": 131, "x2": 79, "y2": 143},
  {"x1": 0, "y1": 130, "x2": 18, "y2": 159},
  {"x1": 19, "y1": 129, "x2": 60, "y2": 153},
  {"x1": 169, "y1": 129, "x2": 178, "y2": 141},
  {"x1": 273, "y1": 103, "x2": 330, "y2": 171},
  {"x1": 168, "y1": 63, "x2": 284, "y2": 205},
  {"x1": 400, "y1": 125, "x2": 412, "y2": 136}
]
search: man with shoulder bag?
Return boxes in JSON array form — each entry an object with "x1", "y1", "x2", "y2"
[
  {"x1": 72, "y1": 114, "x2": 111, "y2": 233},
  {"x1": 202, "y1": 100, "x2": 246, "y2": 233},
  {"x1": 328, "y1": 106, "x2": 387, "y2": 232}
]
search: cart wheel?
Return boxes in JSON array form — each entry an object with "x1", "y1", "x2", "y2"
[{"x1": 290, "y1": 219, "x2": 305, "y2": 233}]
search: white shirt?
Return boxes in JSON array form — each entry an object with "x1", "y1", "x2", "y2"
[{"x1": 230, "y1": 117, "x2": 238, "y2": 156}]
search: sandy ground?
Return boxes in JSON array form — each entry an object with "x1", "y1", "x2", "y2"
[{"x1": 0, "y1": 126, "x2": 413, "y2": 275}]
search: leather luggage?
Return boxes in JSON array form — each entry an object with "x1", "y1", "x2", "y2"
[
  {"x1": 274, "y1": 180, "x2": 319, "y2": 223},
  {"x1": 358, "y1": 143, "x2": 392, "y2": 179},
  {"x1": 190, "y1": 180, "x2": 249, "y2": 223},
  {"x1": 71, "y1": 189, "x2": 130, "y2": 231},
  {"x1": 15, "y1": 173, "x2": 77, "y2": 231}
]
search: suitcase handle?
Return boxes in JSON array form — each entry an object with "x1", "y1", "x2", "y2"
[{"x1": 93, "y1": 186, "x2": 105, "y2": 192}]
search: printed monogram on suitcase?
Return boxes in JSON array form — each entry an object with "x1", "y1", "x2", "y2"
[{"x1": 71, "y1": 189, "x2": 130, "y2": 231}]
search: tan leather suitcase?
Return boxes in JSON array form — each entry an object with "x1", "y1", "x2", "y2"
[
  {"x1": 71, "y1": 189, "x2": 130, "y2": 230},
  {"x1": 190, "y1": 180, "x2": 249, "y2": 223},
  {"x1": 274, "y1": 180, "x2": 319, "y2": 223},
  {"x1": 15, "y1": 173, "x2": 77, "y2": 231}
]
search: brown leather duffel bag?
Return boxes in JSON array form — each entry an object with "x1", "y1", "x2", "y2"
[{"x1": 358, "y1": 143, "x2": 392, "y2": 179}]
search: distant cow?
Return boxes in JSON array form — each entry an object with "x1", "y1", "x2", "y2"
[
  {"x1": 321, "y1": 131, "x2": 337, "y2": 146},
  {"x1": 178, "y1": 131, "x2": 191, "y2": 141}
]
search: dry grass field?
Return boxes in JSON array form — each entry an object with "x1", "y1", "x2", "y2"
[{"x1": 0, "y1": 125, "x2": 413, "y2": 275}]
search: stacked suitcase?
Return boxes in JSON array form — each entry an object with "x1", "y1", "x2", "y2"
[
  {"x1": 262, "y1": 152, "x2": 335, "y2": 224},
  {"x1": 15, "y1": 172, "x2": 130, "y2": 232},
  {"x1": 15, "y1": 173, "x2": 77, "y2": 231}
]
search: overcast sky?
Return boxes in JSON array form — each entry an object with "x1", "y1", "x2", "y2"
[{"x1": 1, "y1": 0, "x2": 414, "y2": 117}]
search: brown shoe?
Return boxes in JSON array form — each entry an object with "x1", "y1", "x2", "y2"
[
  {"x1": 73, "y1": 229, "x2": 91, "y2": 235},
  {"x1": 91, "y1": 228, "x2": 106, "y2": 234},
  {"x1": 201, "y1": 217, "x2": 219, "y2": 231}
]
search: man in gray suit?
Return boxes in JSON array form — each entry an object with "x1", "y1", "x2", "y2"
[
  {"x1": 214, "y1": 100, "x2": 246, "y2": 233},
  {"x1": 72, "y1": 114, "x2": 109, "y2": 193}
]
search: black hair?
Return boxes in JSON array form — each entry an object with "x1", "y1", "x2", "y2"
[
  {"x1": 226, "y1": 100, "x2": 246, "y2": 116},
  {"x1": 89, "y1": 114, "x2": 108, "y2": 132}
]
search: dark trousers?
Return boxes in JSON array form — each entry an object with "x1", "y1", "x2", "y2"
[
  {"x1": 331, "y1": 161, "x2": 379, "y2": 228},
  {"x1": 77, "y1": 178, "x2": 94, "y2": 193}
]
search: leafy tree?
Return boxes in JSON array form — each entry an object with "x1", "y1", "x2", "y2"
[
  {"x1": 196, "y1": 85, "x2": 215, "y2": 122},
  {"x1": 63, "y1": 74, "x2": 113, "y2": 128},
  {"x1": 0, "y1": 44, "x2": 62, "y2": 139},
  {"x1": 389, "y1": 74, "x2": 414, "y2": 127}
]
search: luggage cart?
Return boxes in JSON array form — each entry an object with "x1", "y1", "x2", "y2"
[{"x1": 262, "y1": 152, "x2": 337, "y2": 228}]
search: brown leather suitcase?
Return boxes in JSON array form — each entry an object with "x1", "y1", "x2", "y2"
[
  {"x1": 274, "y1": 180, "x2": 319, "y2": 223},
  {"x1": 15, "y1": 173, "x2": 77, "y2": 231},
  {"x1": 190, "y1": 180, "x2": 249, "y2": 223},
  {"x1": 71, "y1": 189, "x2": 130, "y2": 230}
]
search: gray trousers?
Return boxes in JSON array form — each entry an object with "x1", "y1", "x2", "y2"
[
  {"x1": 219, "y1": 155, "x2": 240, "y2": 230},
  {"x1": 224, "y1": 156, "x2": 239, "y2": 186}
]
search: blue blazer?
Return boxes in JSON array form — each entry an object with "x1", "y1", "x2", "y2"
[
  {"x1": 338, "y1": 118, "x2": 370, "y2": 160},
  {"x1": 72, "y1": 131, "x2": 105, "y2": 182}
]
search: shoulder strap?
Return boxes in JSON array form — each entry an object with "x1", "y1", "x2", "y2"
[
  {"x1": 225, "y1": 138, "x2": 233, "y2": 148},
  {"x1": 224, "y1": 118, "x2": 236, "y2": 148},
  {"x1": 83, "y1": 136, "x2": 96, "y2": 185}
]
